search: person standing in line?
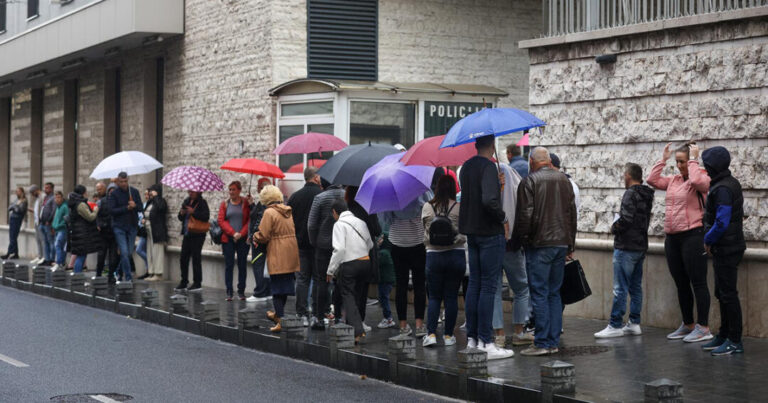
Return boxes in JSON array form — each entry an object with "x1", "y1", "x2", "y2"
[
  {"x1": 515, "y1": 147, "x2": 577, "y2": 356},
  {"x1": 491, "y1": 161, "x2": 534, "y2": 348},
  {"x1": 700, "y1": 147, "x2": 746, "y2": 356},
  {"x1": 246, "y1": 178, "x2": 275, "y2": 302},
  {"x1": 253, "y1": 185, "x2": 300, "y2": 333},
  {"x1": 142, "y1": 184, "x2": 168, "y2": 281},
  {"x1": 28, "y1": 185, "x2": 45, "y2": 264},
  {"x1": 307, "y1": 181, "x2": 345, "y2": 330},
  {"x1": 381, "y1": 190, "x2": 432, "y2": 338},
  {"x1": 95, "y1": 183, "x2": 118, "y2": 281},
  {"x1": 647, "y1": 142, "x2": 713, "y2": 343},
  {"x1": 459, "y1": 135, "x2": 513, "y2": 360},
  {"x1": 421, "y1": 175, "x2": 465, "y2": 348},
  {"x1": 67, "y1": 185, "x2": 102, "y2": 273},
  {"x1": 550, "y1": 154, "x2": 580, "y2": 218},
  {"x1": 36, "y1": 182, "x2": 56, "y2": 265},
  {"x1": 345, "y1": 185, "x2": 381, "y2": 333},
  {"x1": 507, "y1": 144, "x2": 529, "y2": 179},
  {"x1": 595, "y1": 163, "x2": 654, "y2": 338},
  {"x1": 286, "y1": 168, "x2": 323, "y2": 323},
  {"x1": 51, "y1": 191, "x2": 69, "y2": 270},
  {"x1": 136, "y1": 189, "x2": 150, "y2": 278},
  {"x1": 108, "y1": 172, "x2": 142, "y2": 283},
  {"x1": 3, "y1": 187, "x2": 28, "y2": 260},
  {"x1": 376, "y1": 217, "x2": 397, "y2": 329},
  {"x1": 218, "y1": 181, "x2": 251, "y2": 301},
  {"x1": 326, "y1": 199, "x2": 374, "y2": 343},
  {"x1": 176, "y1": 191, "x2": 209, "y2": 292}
]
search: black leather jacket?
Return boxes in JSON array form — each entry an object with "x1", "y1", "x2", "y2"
[
  {"x1": 612, "y1": 184, "x2": 655, "y2": 251},
  {"x1": 513, "y1": 167, "x2": 577, "y2": 252}
]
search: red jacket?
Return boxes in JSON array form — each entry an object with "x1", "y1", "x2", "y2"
[{"x1": 217, "y1": 200, "x2": 250, "y2": 243}]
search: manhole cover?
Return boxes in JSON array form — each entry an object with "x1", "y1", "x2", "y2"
[
  {"x1": 553, "y1": 345, "x2": 611, "y2": 357},
  {"x1": 50, "y1": 393, "x2": 133, "y2": 402}
]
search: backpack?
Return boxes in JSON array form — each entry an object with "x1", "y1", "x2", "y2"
[
  {"x1": 209, "y1": 220, "x2": 223, "y2": 245},
  {"x1": 428, "y1": 202, "x2": 457, "y2": 246}
]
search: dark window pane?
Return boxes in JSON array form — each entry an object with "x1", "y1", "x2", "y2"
[
  {"x1": 28, "y1": 0, "x2": 39, "y2": 18},
  {"x1": 278, "y1": 125, "x2": 305, "y2": 172},
  {"x1": 281, "y1": 101, "x2": 333, "y2": 117},
  {"x1": 349, "y1": 102, "x2": 415, "y2": 148}
]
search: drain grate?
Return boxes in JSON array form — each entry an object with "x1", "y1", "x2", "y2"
[
  {"x1": 50, "y1": 393, "x2": 133, "y2": 402},
  {"x1": 553, "y1": 345, "x2": 611, "y2": 357}
]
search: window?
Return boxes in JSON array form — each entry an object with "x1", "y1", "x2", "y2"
[
  {"x1": 307, "y1": 0, "x2": 378, "y2": 81},
  {"x1": 278, "y1": 124, "x2": 335, "y2": 173},
  {"x1": 277, "y1": 99, "x2": 335, "y2": 175},
  {"x1": 27, "y1": 0, "x2": 39, "y2": 19},
  {"x1": 0, "y1": 2, "x2": 6, "y2": 33},
  {"x1": 281, "y1": 101, "x2": 333, "y2": 117},
  {"x1": 349, "y1": 101, "x2": 416, "y2": 148}
]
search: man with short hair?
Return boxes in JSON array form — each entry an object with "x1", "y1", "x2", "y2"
[
  {"x1": 96, "y1": 182, "x2": 118, "y2": 282},
  {"x1": 459, "y1": 134, "x2": 514, "y2": 360},
  {"x1": 514, "y1": 147, "x2": 577, "y2": 356},
  {"x1": 288, "y1": 166, "x2": 323, "y2": 325},
  {"x1": 595, "y1": 163, "x2": 654, "y2": 338},
  {"x1": 27, "y1": 185, "x2": 43, "y2": 264},
  {"x1": 37, "y1": 182, "x2": 56, "y2": 265},
  {"x1": 108, "y1": 172, "x2": 142, "y2": 282},
  {"x1": 507, "y1": 144, "x2": 529, "y2": 179}
]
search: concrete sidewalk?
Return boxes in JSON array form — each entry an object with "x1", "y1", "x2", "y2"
[{"x1": 2, "y1": 259, "x2": 765, "y2": 402}]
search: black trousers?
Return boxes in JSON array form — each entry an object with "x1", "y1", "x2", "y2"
[
  {"x1": 713, "y1": 251, "x2": 744, "y2": 343},
  {"x1": 96, "y1": 235, "x2": 118, "y2": 277},
  {"x1": 391, "y1": 244, "x2": 426, "y2": 322},
  {"x1": 664, "y1": 228, "x2": 710, "y2": 326},
  {"x1": 295, "y1": 248, "x2": 314, "y2": 316},
  {"x1": 338, "y1": 260, "x2": 371, "y2": 337},
  {"x1": 180, "y1": 234, "x2": 205, "y2": 286},
  {"x1": 313, "y1": 248, "x2": 333, "y2": 321}
]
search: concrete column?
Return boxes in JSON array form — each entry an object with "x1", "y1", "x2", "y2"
[
  {"x1": 103, "y1": 68, "x2": 119, "y2": 156},
  {"x1": 0, "y1": 97, "x2": 10, "y2": 225},
  {"x1": 62, "y1": 80, "x2": 77, "y2": 192},
  {"x1": 30, "y1": 88, "x2": 43, "y2": 189},
  {"x1": 140, "y1": 58, "x2": 159, "y2": 188}
]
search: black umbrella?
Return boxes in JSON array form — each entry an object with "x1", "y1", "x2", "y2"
[{"x1": 317, "y1": 143, "x2": 400, "y2": 186}]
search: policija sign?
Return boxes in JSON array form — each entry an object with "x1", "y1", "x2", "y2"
[{"x1": 424, "y1": 101, "x2": 491, "y2": 138}]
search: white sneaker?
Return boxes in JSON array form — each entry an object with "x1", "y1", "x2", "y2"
[
  {"x1": 622, "y1": 322, "x2": 642, "y2": 336},
  {"x1": 50, "y1": 263, "x2": 59, "y2": 271},
  {"x1": 422, "y1": 334, "x2": 437, "y2": 347},
  {"x1": 494, "y1": 335, "x2": 506, "y2": 348},
  {"x1": 246, "y1": 296, "x2": 270, "y2": 302},
  {"x1": 362, "y1": 322, "x2": 372, "y2": 333},
  {"x1": 377, "y1": 318, "x2": 396, "y2": 329},
  {"x1": 300, "y1": 316, "x2": 309, "y2": 327},
  {"x1": 481, "y1": 342, "x2": 514, "y2": 360},
  {"x1": 594, "y1": 324, "x2": 625, "y2": 338},
  {"x1": 444, "y1": 335, "x2": 456, "y2": 346},
  {"x1": 32, "y1": 257, "x2": 43, "y2": 264},
  {"x1": 467, "y1": 337, "x2": 478, "y2": 349},
  {"x1": 459, "y1": 321, "x2": 467, "y2": 330}
]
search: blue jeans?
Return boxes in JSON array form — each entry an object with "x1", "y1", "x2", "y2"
[
  {"x1": 113, "y1": 226, "x2": 137, "y2": 281},
  {"x1": 73, "y1": 255, "x2": 87, "y2": 273},
  {"x1": 136, "y1": 236, "x2": 148, "y2": 269},
  {"x1": 493, "y1": 249, "x2": 530, "y2": 329},
  {"x1": 55, "y1": 230, "x2": 67, "y2": 265},
  {"x1": 466, "y1": 234, "x2": 505, "y2": 344},
  {"x1": 526, "y1": 246, "x2": 567, "y2": 349},
  {"x1": 39, "y1": 225, "x2": 55, "y2": 261},
  {"x1": 7, "y1": 215, "x2": 22, "y2": 256},
  {"x1": 378, "y1": 282, "x2": 394, "y2": 320},
  {"x1": 426, "y1": 249, "x2": 466, "y2": 336},
  {"x1": 223, "y1": 239, "x2": 249, "y2": 294},
  {"x1": 610, "y1": 249, "x2": 645, "y2": 328}
]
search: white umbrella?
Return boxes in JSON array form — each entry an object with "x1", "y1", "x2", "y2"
[{"x1": 90, "y1": 151, "x2": 163, "y2": 179}]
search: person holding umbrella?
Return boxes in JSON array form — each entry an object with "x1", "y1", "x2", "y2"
[
  {"x1": 108, "y1": 172, "x2": 143, "y2": 282},
  {"x1": 177, "y1": 191, "x2": 210, "y2": 292},
  {"x1": 218, "y1": 181, "x2": 251, "y2": 301}
]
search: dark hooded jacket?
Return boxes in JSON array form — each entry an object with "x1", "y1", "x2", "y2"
[
  {"x1": 702, "y1": 146, "x2": 745, "y2": 256},
  {"x1": 96, "y1": 184, "x2": 116, "y2": 237},
  {"x1": 145, "y1": 184, "x2": 168, "y2": 243},
  {"x1": 612, "y1": 184, "x2": 655, "y2": 251},
  {"x1": 67, "y1": 192, "x2": 102, "y2": 255}
]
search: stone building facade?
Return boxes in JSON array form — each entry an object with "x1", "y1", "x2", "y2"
[{"x1": 521, "y1": 11, "x2": 768, "y2": 336}]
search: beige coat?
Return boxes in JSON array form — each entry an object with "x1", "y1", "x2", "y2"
[{"x1": 254, "y1": 203, "x2": 300, "y2": 275}]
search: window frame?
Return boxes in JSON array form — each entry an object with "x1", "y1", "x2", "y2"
[
  {"x1": 27, "y1": 0, "x2": 40, "y2": 21},
  {"x1": 276, "y1": 93, "x2": 337, "y2": 181},
  {"x1": 0, "y1": 1, "x2": 6, "y2": 34}
]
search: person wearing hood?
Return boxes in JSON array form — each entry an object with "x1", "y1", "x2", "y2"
[
  {"x1": 595, "y1": 163, "x2": 655, "y2": 338},
  {"x1": 67, "y1": 185, "x2": 101, "y2": 273},
  {"x1": 700, "y1": 146, "x2": 746, "y2": 356},
  {"x1": 647, "y1": 142, "x2": 713, "y2": 343},
  {"x1": 253, "y1": 185, "x2": 300, "y2": 333},
  {"x1": 51, "y1": 191, "x2": 69, "y2": 270},
  {"x1": 2, "y1": 187, "x2": 27, "y2": 260},
  {"x1": 95, "y1": 182, "x2": 118, "y2": 281},
  {"x1": 141, "y1": 184, "x2": 168, "y2": 281}
]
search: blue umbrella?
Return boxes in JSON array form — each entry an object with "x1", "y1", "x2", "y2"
[
  {"x1": 355, "y1": 152, "x2": 435, "y2": 214},
  {"x1": 439, "y1": 108, "x2": 546, "y2": 148}
]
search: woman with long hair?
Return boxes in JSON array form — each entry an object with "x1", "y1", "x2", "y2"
[{"x1": 3, "y1": 187, "x2": 27, "y2": 260}]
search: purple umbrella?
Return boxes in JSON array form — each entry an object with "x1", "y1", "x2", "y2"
[
  {"x1": 355, "y1": 152, "x2": 435, "y2": 214},
  {"x1": 161, "y1": 166, "x2": 225, "y2": 192}
]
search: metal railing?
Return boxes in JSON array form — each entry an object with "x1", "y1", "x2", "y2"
[{"x1": 543, "y1": 0, "x2": 768, "y2": 37}]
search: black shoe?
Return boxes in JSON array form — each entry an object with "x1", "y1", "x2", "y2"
[
  {"x1": 188, "y1": 284, "x2": 202, "y2": 292},
  {"x1": 9, "y1": 253, "x2": 19, "y2": 260},
  {"x1": 0, "y1": 254, "x2": 8, "y2": 260},
  {"x1": 311, "y1": 318, "x2": 325, "y2": 330},
  {"x1": 175, "y1": 282, "x2": 188, "y2": 291},
  {"x1": 238, "y1": 291, "x2": 246, "y2": 301},
  {"x1": 108, "y1": 276, "x2": 117, "y2": 285},
  {"x1": 138, "y1": 273, "x2": 151, "y2": 280}
]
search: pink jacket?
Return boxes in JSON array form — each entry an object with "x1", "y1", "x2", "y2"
[{"x1": 646, "y1": 160, "x2": 710, "y2": 235}]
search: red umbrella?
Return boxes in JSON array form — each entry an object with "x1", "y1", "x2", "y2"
[
  {"x1": 221, "y1": 158, "x2": 285, "y2": 195},
  {"x1": 272, "y1": 132, "x2": 348, "y2": 155},
  {"x1": 400, "y1": 135, "x2": 477, "y2": 167},
  {"x1": 287, "y1": 159, "x2": 327, "y2": 173}
]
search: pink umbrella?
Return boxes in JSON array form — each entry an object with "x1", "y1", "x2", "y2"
[
  {"x1": 516, "y1": 133, "x2": 530, "y2": 146},
  {"x1": 400, "y1": 135, "x2": 476, "y2": 167},
  {"x1": 161, "y1": 166, "x2": 225, "y2": 192},
  {"x1": 287, "y1": 159, "x2": 327, "y2": 173},
  {"x1": 272, "y1": 132, "x2": 348, "y2": 155}
]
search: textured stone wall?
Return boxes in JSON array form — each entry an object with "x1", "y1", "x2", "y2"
[
  {"x1": 526, "y1": 18, "x2": 768, "y2": 244},
  {"x1": 77, "y1": 63, "x2": 106, "y2": 188},
  {"x1": 9, "y1": 90, "x2": 31, "y2": 206},
  {"x1": 42, "y1": 84, "x2": 64, "y2": 190}
]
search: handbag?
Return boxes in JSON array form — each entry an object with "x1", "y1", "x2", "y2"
[
  {"x1": 560, "y1": 259, "x2": 592, "y2": 305},
  {"x1": 186, "y1": 202, "x2": 210, "y2": 234}
]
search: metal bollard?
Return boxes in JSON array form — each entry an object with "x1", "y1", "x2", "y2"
[
  {"x1": 645, "y1": 379, "x2": 683, "y2": 403},
  {"x1": 540, "y1": 360, "x2": 575, "y2": 403}
]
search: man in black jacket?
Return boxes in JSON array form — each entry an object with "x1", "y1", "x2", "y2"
[
  {"x1": 176, "y1": 191, "x2": 210, "y2": 292},
  {"x1": 95, "y1": 182, "x2": 119, "y2": 282},
  {"x1": 595, "y1": 163, "x2": 654, "y2": 339},
  {"x1": 458, "y1": 134, "x2": 513, "y2": 360},
  {"x1": 287, "y1": 167, "x2": 323, "y2": 325},
  {"x1": 700, "y1": 146, "x2": 746, "y2": 356}
]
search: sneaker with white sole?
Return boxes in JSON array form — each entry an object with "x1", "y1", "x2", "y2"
[
  {"x1": 481, "y1": 342, "x2": 514, "y2": 360},
  {"x1": 400, "y1": 324, "x2": 412, "y2": 336},
  {"x1": 467, "y1": 337, "x2": 478, "y2": 349},
  {"x1": 362, "y1": 322, "x2": 372, "y2": 333},
  {"x1": 683, "y1": 324, "x2": 713, "y2": 343},
  {"x1": 444, "y1": 335, "x2": 456, "y2": 346},
  {"x1": 414, "y1": 325, "x2": 428, "y2": 337},
  {"x1": 494, "y1": 335, "x2": 506, "y2": 348},
  {"x1": 299, "y1": 316, "x2": 309, "y2": 327},
  {"x1": 594, "y1": 324, "x2": 624, "y2": 338},
  {"x1": 422, "y1": 334, "x2": 437, "y2": 347},
  {"x1": 667, "y1": 323, "x2": 694, "y2": 340},
  {"x1": 623, "y1": 322, "x2": 642, "y2": 336},
  {"x1": 520, "y1": 346, "x2": 550, "y2": 356},
  {"x1": 377, "y1": 318, "x2": 396, "y2": 329},
  {"x1": 246, "y1": 295, "x2": 270, "y2": 302},
  {"x1": 511, "y1": 332, "x2": 535, "y2": 345}
]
